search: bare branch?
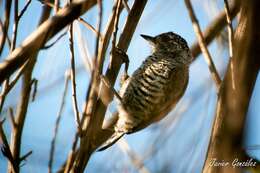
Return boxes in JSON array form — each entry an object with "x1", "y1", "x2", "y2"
[
  {"x1": 41, "y1": 31, "x2": 67, "y2": 49},
  {"x1": 71, "y1": 1, "x2": 148, "y2": 172},
  {"x1": 0, "y1": 0, "x2": 98, "y2": 84},
  {"x1": 100, "y1": 75, "x2": 122, "y2": 103},
  {"x1": 122, "y1": 0, "x2": 130, "y2": 13},
  {"x1": 8, "y1": 107, "x2": 17, "y2": 129},
  {"x1": 48, "y1": 73, "x2": 69, "y2": 173},
  {"x1": 203, "y1": 0, "x2": 260, "y2": 172},
  {"x1": 19, "y1": 150, "x2": 32, "y2": 162},
  {"x1": 18, "y1": 0, "x2": 32, "y2": 21},
  {"x1": 185, "y1": 0, "x2": 221, "y2": 90},
  {"x1": 68, "y1": 23, "x2": 82, "y2": 133},
  {"x1": 10, "y1": 0, "x2": 19, "y2": 51},
  {"x1": 0, "y1": 121, "x2": 19, "y2": 173},
  {"x1": 118, "y1": 138, "x2": 150, "y2": 173},
  {"x1": 0, "y1": 0, "x2": 12, "y2": 56},
  {"x1": 224, "y1": 0, "x2": 235, "y2": 90},
  {"x1": 78, "y1": 18, "x2": 104, "y2": 41},
  {"x1": 190, "y1": 1, "x2": 240, "y2": 59}
]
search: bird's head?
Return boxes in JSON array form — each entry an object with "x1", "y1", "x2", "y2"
[{"x1": 141, "y1": 32, "x2": 192, "y2": 64}]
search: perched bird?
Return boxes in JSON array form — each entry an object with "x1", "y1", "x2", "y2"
[{"x1": 98, "y1": 32, "x2": 193, "y2": 151}]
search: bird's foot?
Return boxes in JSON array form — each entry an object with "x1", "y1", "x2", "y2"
[{"x1": 112, "y1": 47, "x2": 129, "y2": 81}]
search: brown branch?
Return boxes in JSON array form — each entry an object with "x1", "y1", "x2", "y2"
[
  {"x1": 54, "y1": 0, "x2": 59, "y2": 13},
  {"x1": 18, "y1": 0, "x2": 32, "y2": 21},
  {"x1": 185, "y1": 0, "x2": 221, "y2": 90},
  {"x1": 203, "y1": 0, "x2": 260, "y2": 172},
  {"x1": 0, "y1": 121, "x2": 19, "y2": 173},
  {"x1": 0, "y1": 0, "x2": 12, "y2": 56},
  {"x1": 100, "y1": 75, "x2": 122, "y2": 103},
  {"x1": 0, "y1": 0, "x2": 98, "y2": 84},
  {"x1": 190, "y1": 1, "x2": 240, "y2": 59},
  {"x1": 71, "y1": 1, "x2": 148, "y2": 172},
  {"x1": 224, "y1": 0, "x2": 235, "y2": 90},
  {"x1": 0, "y1": 19, "x2": 11, "y2": 49},
  {"x1": 57, "y1": 2, "x2": 127, "y2": 172},
  {"x1": 41, "y1": 31, "x2": 67, "y2": 49},
  {"x1": 122, "y1": 0, "x2": 130, "y2": 13},
  {"x1": 7, "y1": 4, "x2": 52, "y2": 173},
  {"x1": 68, "y1": 23, "x2": 82, "y2": 133},
  {"x1": 111, "y1": 0, "x2": 122, "y2": 49},
  {"x1": 10, "y1": 0, "x2": 19, "y2": 51},
  {"x1": 37, "y1": 0, "x2": 103, "y2": 42},
  {"x1": 0, "y1": 60, "x2": 30, "y2": 114},
  {"x1": 48, "y1": 73, "x2": 69, "y2": 173},
  {"x1": 19, "y1": 150, "x2": 32, "y2": 162},
  {"x1": 78, "y1": 18, "x2": 104, "y2": 41}
]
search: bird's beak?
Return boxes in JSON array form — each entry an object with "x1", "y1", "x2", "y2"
[{"x1": 140, "y1": 34, "x2": 155, "y2": 44}]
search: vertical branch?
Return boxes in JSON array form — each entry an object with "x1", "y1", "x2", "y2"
[
  {"x1": 8, "y1": 4, "x2": 52, "y2": 173},
  {"x1": 10, "y1": 0, "x2": 19, "y2": 51},
  {"x1": 0, "y1": 0, "x2": 12, "y2": 56},
  {"x1": 48, "y1": 73, "x2": 69, "y2": 173},
  {"x1": 203, "y1": 0, "x2": 260, "y2": 173},
  {"x1": 54, "y1": 0, "x2": 60, "y2": 13},
  {"x1": 69, "y1": 23, "x2": 81, "y2": 132},
  {"x1": 224, "y1": 0, "x2": 235, "y2": 90},
  {"x1": 111, "y1": 0, "x2": 122, "y2": 50},
  {"x1": 71, "y1": 1, "x2": 148, "y2": 172},
  {"x1": 185, "y1": 0, "x2": 221, "y2": 90}
]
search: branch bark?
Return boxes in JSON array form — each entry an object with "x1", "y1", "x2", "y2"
[
  {"x1": 70, "y1": 1, "x2": 148, "y2": 172},
  {"x1": 0, "y1": 0, "x2": 98, "y2": 84},
  {"x1": 203, "y1": 1, "x2": 260, "y2": 172}
]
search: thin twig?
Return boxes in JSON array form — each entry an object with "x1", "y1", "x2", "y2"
[
  {"x1": 224, "y1": 0, "x2": 235, "y2": 90},
  {"x1": 185, "y1": 0, "x2": 221, "y2": 90},
  {"x1": 118, "y1": 138, "x2": 150, "y2": 173},
  {"x1": 10, "y1": 0, "x2": 19, "y2": 51},
  {"x1": 74, "y1": 22, "x2": 93, "y2": 72},
  {"x1": 19, "y1": 150, "x2": 32, "y2": 162},
  {"x1": 111, "y1": 0, "x2": 122, "y2": 50},
  {"x1": 0, "y1": 0, "x2": 12, "y2": 56},
  {"x1": 41, "y1": 31, "x2": 67, "y2": 49},
  {"x1": 0, "y1": 19, "x2": 11, "y2": 48},
  {"x1": 69, "y1": 23, "x2": 82, "y2": 133},
  {"x1": 18, "y1": 0, "x2": 32, "y2": 21},
  {"x1": 190, "y1": 0, "x2": 239, "y2": 59},
  {"x1": 122, "y1": 0, "x2": 130, "y2": 13},
  {"x1": 63, "y1": 132, "x2": 80, "y2": 173},
  {"x1": 38, "y1": 0, "x2": 103, "y2": 43},
  {"x1": 0, "y1": 121, "x2": 19, "y2": 173},
  {"x1": 0, "y1": 60, "x2": 30, "y2": 114},
  {"x1": 8, "y1": 107, "x2": 17, "y2": 129},
  {"x1": 78, "y1": 18, "x2": 104, "y2": 41},
  {"x1": 100, "y1": 75, "x2": 122, "y2": 102},
  {"x1": 48, "y1": 72, "x2": 69, "y2": 173},
  {"x1": 0, "y1": 0, "x2": 98, "y2": 84},
  {"x1": 71, "y1": 1, "x2": 148, "y2": 172},
  {"x1": 30, "y1": 78, "x2": 38, "y2": 102}
]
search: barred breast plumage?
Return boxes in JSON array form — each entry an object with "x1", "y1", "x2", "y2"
[{"x1": 98, "y1": 32, "x2": 193, "y2": 151}]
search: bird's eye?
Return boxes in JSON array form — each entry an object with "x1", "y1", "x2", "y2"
[{"x1": 160, "y1": 35, "x2": 170, "y2": 42}]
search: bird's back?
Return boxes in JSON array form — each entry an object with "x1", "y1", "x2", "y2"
[{"x1": 118, "y1": 53, "x2": 189, "y2": 133}]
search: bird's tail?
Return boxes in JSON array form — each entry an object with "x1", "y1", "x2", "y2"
[{"x1": 97, "y1": 131, "x2": 125, "y2": 151}]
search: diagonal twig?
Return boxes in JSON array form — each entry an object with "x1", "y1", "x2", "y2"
[
  {"x1": 185, "y1": 0, "x2": 221, "y2": 90},
  {"x1": 48, "y1": 72, "x2": 69, "y2": 173}
]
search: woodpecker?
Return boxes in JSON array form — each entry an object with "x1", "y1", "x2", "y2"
[{"x1": 98, "y1": 32, "x2": 192, "y2": 151}]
